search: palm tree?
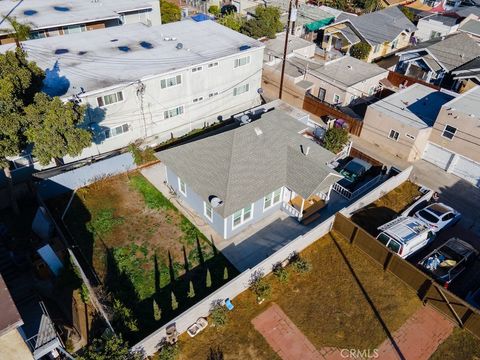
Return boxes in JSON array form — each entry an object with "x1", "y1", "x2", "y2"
[{"x1": 0, "y1": 17, "x2": 31, "y2": 47}]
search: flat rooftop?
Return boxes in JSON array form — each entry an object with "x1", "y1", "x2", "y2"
[
  {"x1": 0, "y1": 0, "x2": 152, "y2": 31},
  {"x1": 443, "y1": 86, "x2": 480, "y2": 118},
  {"x1": 264, "y1": 34, "x2": 313, "y2": 58},
  {"x1": 0, "y1": 20, "x2": 263, "y2": 97},
  {"x1": 370, "y1": 84, "x2": 456, "y2": 128}
]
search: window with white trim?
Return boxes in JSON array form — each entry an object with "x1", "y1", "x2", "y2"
[
  {"x1": 97, "y1": 91, "x2": 124, "y2": 107},
  {"x1": 178, "y1": 177, "x2": 186, "y2": 196},
  {"x1": 442, "y1": 125, "x2": 457, "y2": 140},
  {"x1": 263, "y1": 188, "x2": 282, "y2": 211},
  {"x1": 164, "y1": 105, "x2": 184, "y2": 119},
  {"x1": 208, "y1": 62, "x2": 219, "y2": 68},
  {"x1": 160, "y1": 74, "x2": 182, "y2": 89},
  {"x1": 209, "y1": 91, "x2": 219, "y2": 98},
  {"x1": 192, "y1": 96, "x2": 204, "y2": 103},
  {"x1": 234, "y1": 56, "x2": 250, "y2": 68},
  {"x1": 204, "y1": 202, "x2": 213, "y2": 221},
  {"x1": 192, "y1": 66, "x2": 203, "y2": 73},
  {"x1": 233, "y1": 84, "x2": 249, "y2": 96},
  {"x1": 388, "y1": 129, "x2": 400, "y2": 141},
  {"x1": 232, "y1": 204, "x2": 253, "y2": 229},
  {"x1": 105, "y1": 124, "x2": 129, "y2": 139}
]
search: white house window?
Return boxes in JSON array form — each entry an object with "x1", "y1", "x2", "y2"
[
  {"x1": 208, "y1": 62, "x2": 219, "y2": 68},
  {"x1": 63, "y1": 24, "x2": 86, "y2": 34},
  {"x1": 160, "y1": 74, "x2": 182, "y2": 89},
  {"x1": 388, "y1": 129, "x2": 400, "y2": 141},
  {"x1": 234, "y1": 56, "x2": 250, "y2": 68},
  {"x1": 97, "y1": 91, "x2": 123, "y2": 107},
  {"x1": 105, "y1": 124, "x2": 129, "y2": 139},
  {"x1": 232, "y1": 204, "x2": 253, "y2": 229},
  {"x1": 263, "y1": 188, "x2": 282, "y2": 211},
  {"x1": 164, "y1": 105, "x2": 184, "y2": 119},
  {"x1": 430, "y1": 30, "x2": 441, "y2": 39},
  {"x1": 191, "y1": 66, "x2": 203, "y2": 73},
  {"x1": 209, "y1": 91, "x2": 219, "y2": 98},
  {"x1": 333, "y1": 94, "x2": 340, "y2": 104},
  {"x1": 442, "y1": 125, "x2": 457, "y2": 140},
  {"x1": 192, "y1": 97, "x2": 204, "y2": 103},
  {"x1": 233, "y1": 84, "x2": 249, "y2": 96},
  {"x1": 178, "y1": 177, "x2": 187, "y2": 196},
  {"x1": 204, "y1": 202, "x2": 213, "y2": 221},
  {"x1": 405, "y1": 133, "x2": 416, "y2": 140}
]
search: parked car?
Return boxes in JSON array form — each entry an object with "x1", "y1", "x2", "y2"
[
  {"x1": 339, "y1": 158, "x2": 372, "y2": 183},
  {"x1": 467, "y1": 288, "x2": 480, "y2": 309},
  {"x1": 418, "y1": 238, "x2": 478, "y2": 289},
  {"x1": 414, "y1": 203, "x2": 461, "y2": 233},
  {"x1": 376, "y1": 216, "x2": 435, "y2": 258}
]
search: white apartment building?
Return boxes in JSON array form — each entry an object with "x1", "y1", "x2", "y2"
[{"x1": 0, "y1": 19, "x2": 264, "y2": 164}]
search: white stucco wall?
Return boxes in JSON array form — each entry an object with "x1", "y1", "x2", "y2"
[{"x1": 415, "y1": 18, "x2": 458, "y2": 43}]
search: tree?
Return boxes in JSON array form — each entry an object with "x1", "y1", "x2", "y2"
[
  {"x1": 153, "y1": 299, "x2": 161, "y2": 321},
  {"x1": 77, "y1": 335, "x2": 141, "y2": 360},
  {"x1": 217, "y1": 13, "x2": 244, "y2": 32},
  {"x1": 241, "y1": 6, "x2": 283, "y2": 39},
  {"x1": 223, "y1": 267, "x2": 228, "y2": 281},
  {"x1": 158, "y1": 343, "x2": 179, "y2": 360},
  {"x1": 400, "y1": 7, "x2": 415, "y2": 22},
  {"x1": 24, "y1": 93, "x2": 92, "y2": 165},
  {"x1": 363, "y1": 0, "x2": 383, "y2": 12},
  {"x1": 187, "y1": 280, "x2": 195, "y2": 298},
  {"x1": 112, "y1": 299, "x2": 138, "y2": 333},
  {"x1": 323, "y1": 127, "x2": 349, "y2": 154},
  {"x1": 206, "y1": 268, "x2": 212, "y2": 288},
  {"x1": 0, "y1": 17, "x2": 31, "y2": 46},
  {"x1": 171, "y1": 291, "x2": 178, "y2": 310},
  {"x1": 0, "y1": 48, "x2": 44, "y2": 214},
  {"x1": 208, "y1": 5, "x2": 220, "y2": 16},
  {"x1": 160, "y1": 0, "x2": 181, "y2": 24},
  {"x1": 349, "y1": 42, "x2": 372, "y2": 60}
]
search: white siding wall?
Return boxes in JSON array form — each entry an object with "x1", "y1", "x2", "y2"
[
  {"x1": 415, "y1": 19, "x2": 458, "y2": 43},
  {"x1": 64, "y1": 47, "x2": 263, "y2": 162}
]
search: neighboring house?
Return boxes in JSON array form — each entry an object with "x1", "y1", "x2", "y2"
[
  {"x1": 157, "y1": 108, "x2": 342, "y2": 240},
  {"x1": 414, "y1": 14, "x2": 462, "y2": 42},
  {"x1": 458, "y1": 17, "x2": 480, "y2": 41},
  {"x1": 0, "y1": 0, "x2": 161, "y2": 44},
  {"x1": 423, "y1": 85, "x2": 480, "y2": 186},
  {"x1": 381, "y1": 0, "x2": 413, "y2": 7},
  {"x1": 280, "y1": 5, "x2": 336, "y2": 40},
  {"x1": 451, "y1": 56, "x2": 480, "y2": 91},
  {"x1": 263, "y1": 55, "x2": 388, "y2": 107},
  {"x1": 361, "y1": 84, "x2": 455, "y2": 162},
  {"x1": 396, "y1": 32, "x2": 480, "y2": 87},
  {"x1": 263, "y1": 34, "x2": 316, "y2": 63},
  {"x1": 0, "y1": 20, "x2": 264, "y2": 165},
  {"x1": 0, "y1": 275, "x2": 32, "y2": 360},
  {"x1": 413, "y1": 0, "x2": 462, "y2": 11},
  {"x1": 319, "y1": 7, "x2": 416, "y2": 63}
]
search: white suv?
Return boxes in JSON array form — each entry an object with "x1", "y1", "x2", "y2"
[{"x1": 414, "y1": 203, "x2": 461, "y2": 233}]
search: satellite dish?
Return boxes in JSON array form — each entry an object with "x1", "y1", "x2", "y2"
[{"x1": 209, "y1": 196, "x2": 224, "y2": 208}]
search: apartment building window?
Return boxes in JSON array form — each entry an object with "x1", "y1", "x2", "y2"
[
  {"x1": 160, "y1": 74, "x2": 182, "y2": 89},
  {"x1": 405, "y1": 133, "x2": 416, "y2": 140},
  {"x1": 233, "y1": 84, "x2": 249, "y2": 96},
  {"x1": 105, "y1": 124, "x2": 129, "y2": 139},
  {"x1": 97, "y1": 91, "x2": 124, "y2": 107},
  {"x1": 388, "y1": 129, "x2": 400, "y2": 141},
  {"x1": 204, "y1": 202, "x2": 213, "y2": 221},
  {"x1": 232, "y1": 204, "x2": 253, "y2": 229},
  {"x1": 178, "y1": 177, "x2": 187, "y2": 196},
  {"x1": 193, "y1": 96, "x2": 204, "y2": 103},
  {"x1": 442, "y1": 125, "x2": 457, "y2": 140},
  {"x1": 63, "y1": 24, "x2": 86, "y2": 34},
  {"x1": 208, "y1": 62, "x2": 219, "y2": 68},
  {"x1": 192, "y1": 66, "x2": 203, "y2": 73},
  {"x1": 234, "y1": 56, "x2": 250, "y2": 68},
  {"x1": 209, "y1": 91, "x2": 219, "y2": 98},
  {"x1": 30, "y1": 30, "x2": 47, "y2": 39},
  {"x1": 164, "y1": 105, "x2": 184, "y2": 119},
  {"x1": 263, "y1": 188, "x2": 282, "y2": 211}
]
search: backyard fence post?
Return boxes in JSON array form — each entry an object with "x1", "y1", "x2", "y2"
[
  {"x1": 435, "y1": 285, "x2": 464, "y2": 328},
  {"x1": 350, "y1": 226, "x2": 358, "y2": 245},
  {"x1": 383, "y1": 251, "x2": 394, "y2": 271}
]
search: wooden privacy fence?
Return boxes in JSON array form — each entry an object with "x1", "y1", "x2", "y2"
[
  {"x1": 303, "y1": 93, "x2": 363, "y2": 136},
  {"x1": 332, "y1": 213, "x2": 480, "y2": 338}
]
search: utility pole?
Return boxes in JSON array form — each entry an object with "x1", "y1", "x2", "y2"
[{"x1": 279, "y1": 0, "x2": 296, "y2": 99}]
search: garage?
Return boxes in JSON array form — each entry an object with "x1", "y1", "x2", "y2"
[
  {"x1": 451, "y1": 155, "x2": 480, "y2": 187},
  {"x1": 422, "y1": 142, "x2": 454, "y2": 170}
]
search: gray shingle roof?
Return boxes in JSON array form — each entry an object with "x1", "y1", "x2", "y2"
[
  {"x1": 157, "y1": 110, "x2": 341, "y2": 217},
  {"x1": 459, "y1": 19, "x2": 480, "y2": 36},
  {"x1": 336, "y1": 7, "x2": 416, "y2": 46}
]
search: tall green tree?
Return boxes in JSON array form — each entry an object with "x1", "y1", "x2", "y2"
[
  {"x1": 0, "y1": 48, "x2": 44, "y2": 213},
  {"x1": 241, "y1": 6, "x2": 283, "y2": 39},
  {"x1": 363, "y1": 0, "x2": 383, "y2": 12},
  {"x1": 160, "y1": 0, "x2": 181, "y2": 24},
  {"x1": 25, "y1": 93, "x2": 92, "y2": 165},
  {"x1": 217, "y1": 13, "x2": 244, "y2": 32},
  {"x1": 76, "y1": 335, "x2": 142, "y2": 360},
  {"x1": 0, "y1": 17, "x2": 31, "y2": 46}
]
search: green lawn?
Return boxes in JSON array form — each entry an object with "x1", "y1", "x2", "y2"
[
  {"x1": 178, "y1": 232, "x2": 421, "y2": 359},
  {"x1": 60, "y1": 172, "x2": 237, "y2": 342},
  {"x1": 431, "y1": 328, "x2": 480, "y2": 360}
]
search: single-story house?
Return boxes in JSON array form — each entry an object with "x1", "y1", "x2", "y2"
[
  {"x1": 157, "y1": 109, "x2": 342, "y2": 240},
  {"x1": 423, "y1": 85, "x2": 480, "y2": 187},
  {"x1": 361, "y1": 83, "x2": 455, "y2": 162},
  {"x1": 458, "y1": 17, "x2": 480, "y2": 41},
  {"x1": 318, "y1": 7, "x2": 416, "y2": 62},
  {"x1": 451, "y1": 56, "x2": 480, "y2": 92},
  {"x1": 414, "y1": 14, "x2": 462, "y2": 42},
  {"x1": 396, "y1": 32, "x2": 480, "y2": 88}
]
